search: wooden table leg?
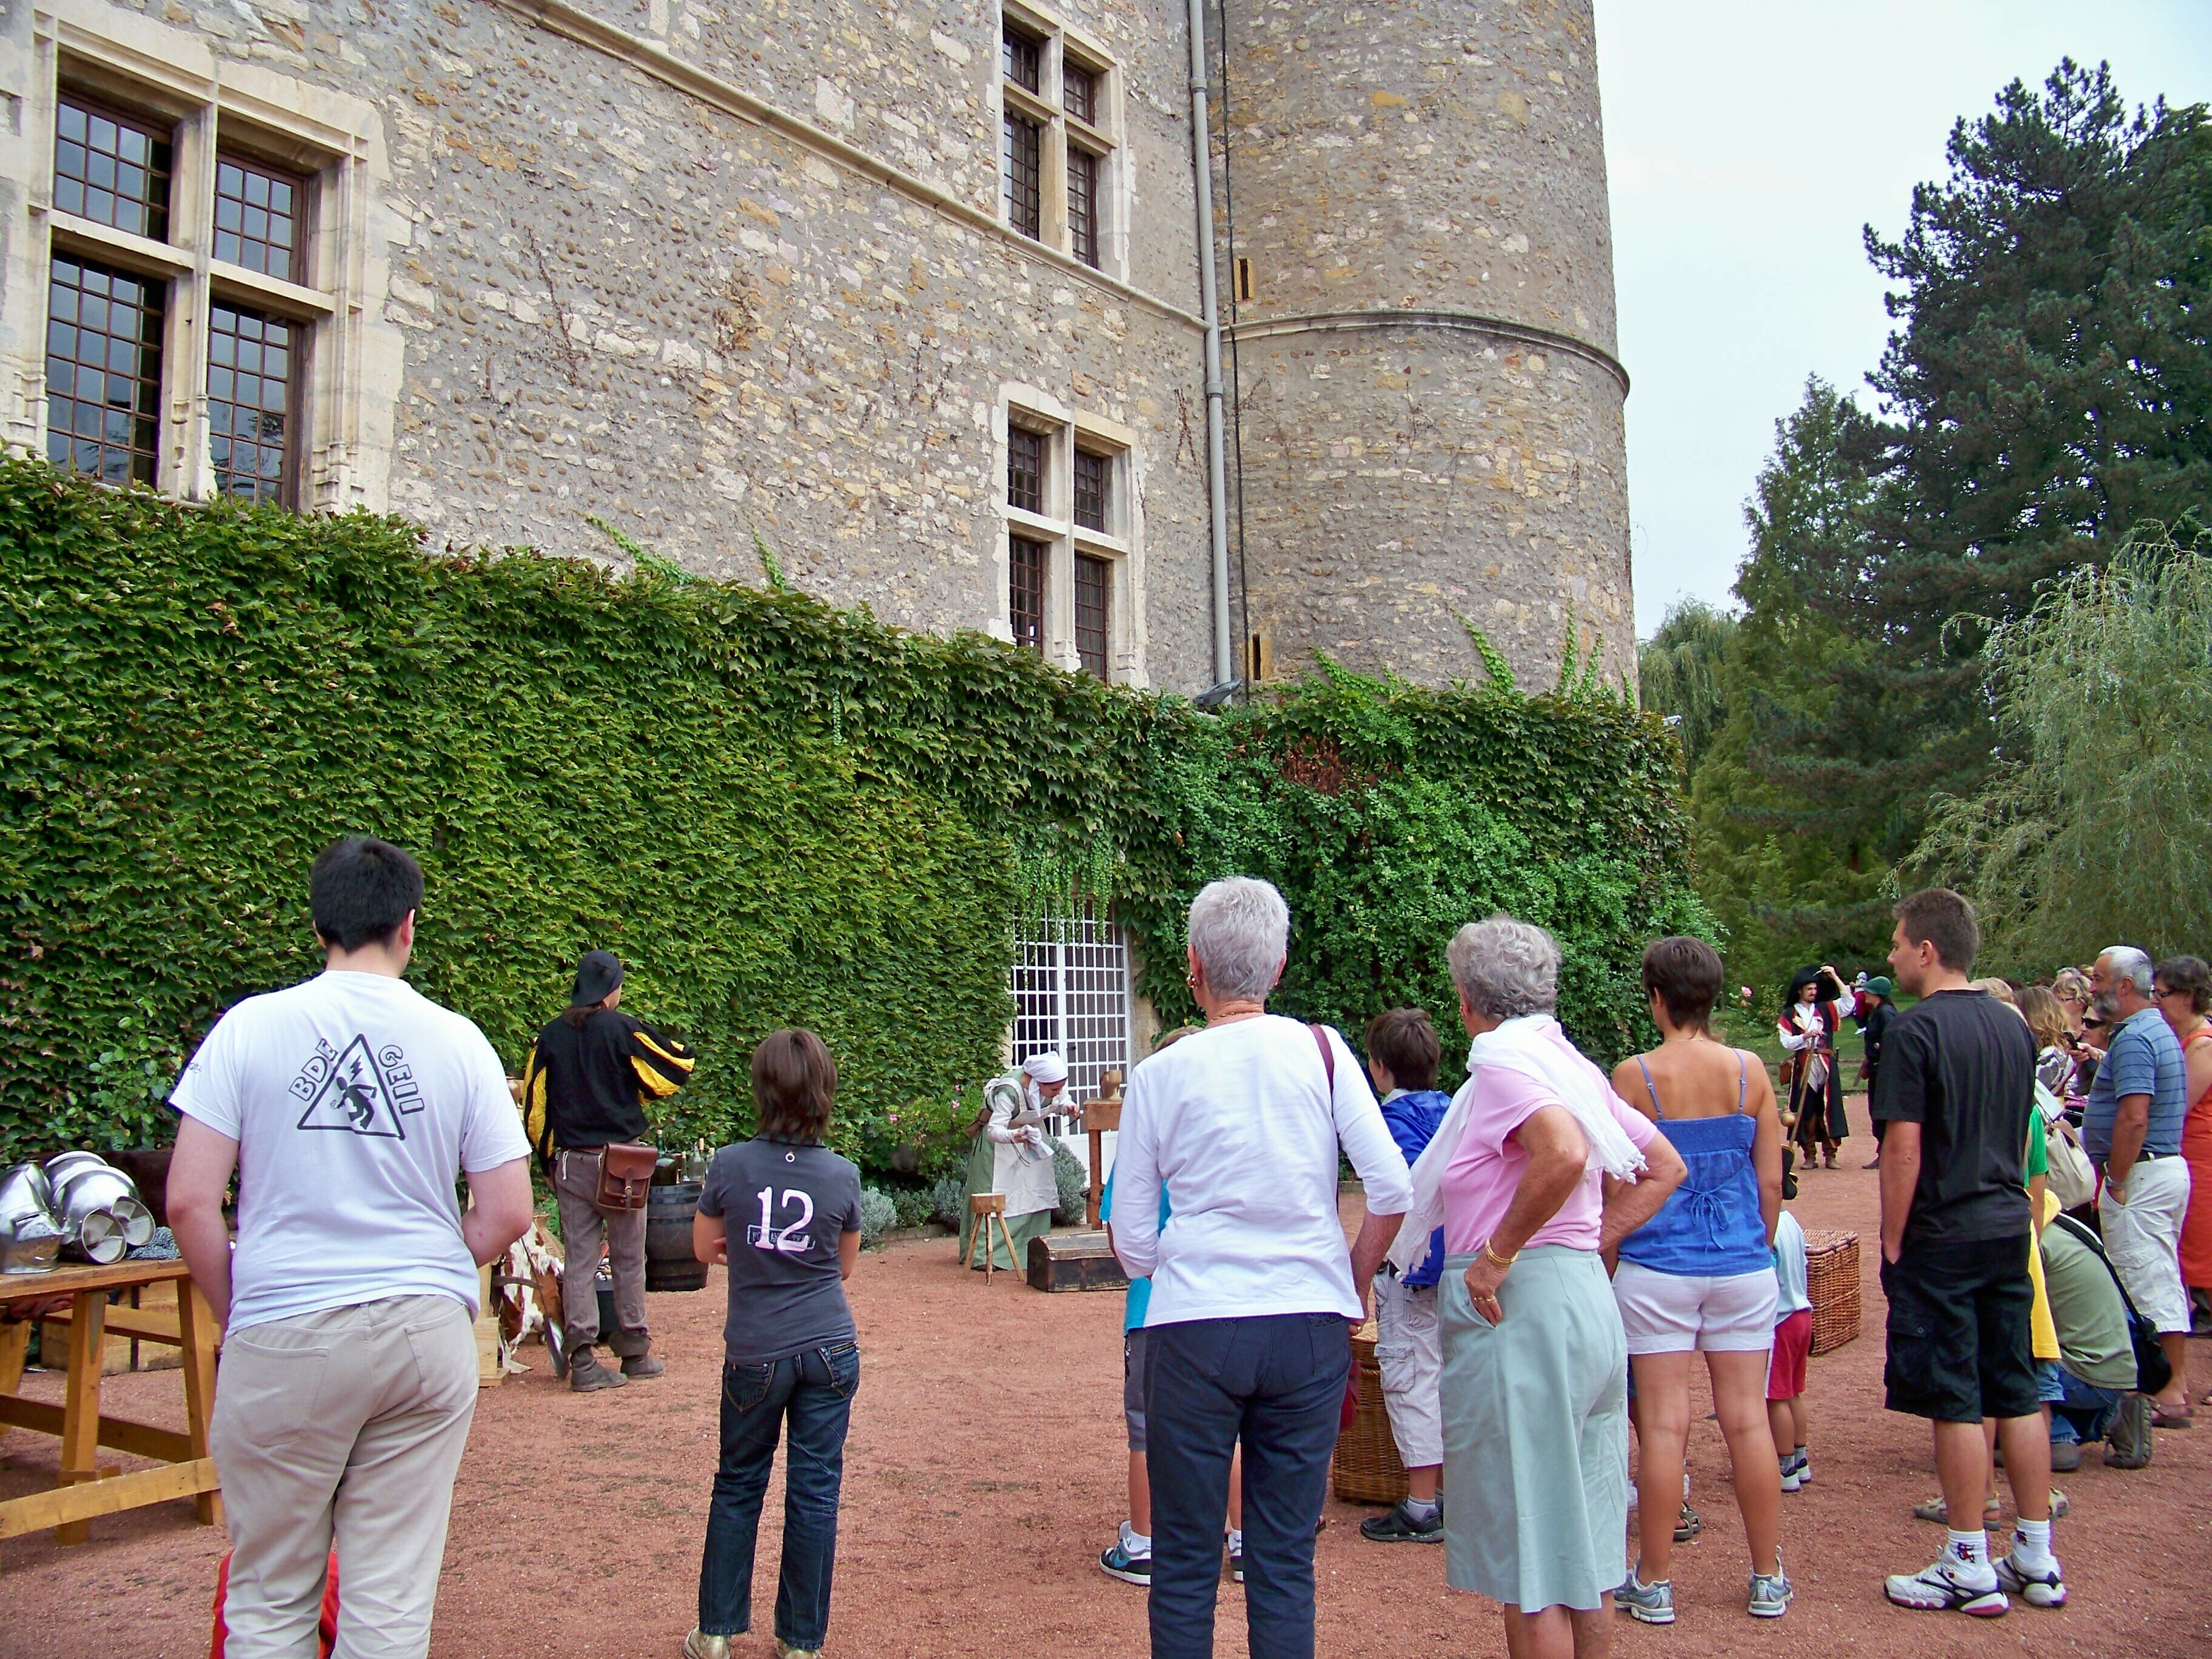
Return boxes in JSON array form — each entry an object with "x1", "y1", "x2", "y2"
[
  {"x1": 177, "y1": 1280, "x2": 222, "y2": 1527},
  {"x1": 0, "y1": 1321, "x2": 27, "y2": 1443},
  {"x1": 56, "y1": 1290, "x2": 106, "y2": 1544}
]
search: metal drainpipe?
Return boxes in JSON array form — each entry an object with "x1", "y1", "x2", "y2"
[{"x1": 1187, "y1": 0, "x2": 1233, "y2": 687}]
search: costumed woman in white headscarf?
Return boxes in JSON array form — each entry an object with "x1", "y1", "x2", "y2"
[{"x1": 959, "y1": 1051, "x2": 1073, "y2": 1270}]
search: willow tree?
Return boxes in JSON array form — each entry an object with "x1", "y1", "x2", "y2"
[{"x1": 1910, "y1": 521, "x2": 2212, "y2": 971}]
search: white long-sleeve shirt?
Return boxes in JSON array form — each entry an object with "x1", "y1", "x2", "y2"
[{"x1": 1110, "y1": 1015, "x2": 1415, "y2": 1324}]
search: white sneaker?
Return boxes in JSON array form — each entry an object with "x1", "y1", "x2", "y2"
[
  {"x1": 1884, "y1": 1558, "x2": 2007, "y2": 1617},
  {"x1": 1994, "y1": 1549, "x2": 2067, "y2": 1609},
  {"x1": 1778, "y1": 1456, "x2": 1803, "y2": 1494}
]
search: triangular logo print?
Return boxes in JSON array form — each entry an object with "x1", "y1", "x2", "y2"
[{"x1": 295, "y1": 1034, "x2": 406, "y2": 1139}]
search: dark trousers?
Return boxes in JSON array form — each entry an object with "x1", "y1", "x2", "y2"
[
  {"x1": 698, "y1": 1342, "x2": 860, "y2": 1649},
  {"x1": 1144, "y1": 1314, "x2": 1350, "y2": 1659}
]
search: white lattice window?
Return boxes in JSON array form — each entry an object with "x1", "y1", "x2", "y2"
[{"x1": 1011, "y1": 909, "x2": 1131, "y2": 1139}]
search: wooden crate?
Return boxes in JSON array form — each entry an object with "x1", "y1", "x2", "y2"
[
  {"x1": 1804, "y1": 1228, "x2": 1861, "y2": 1356},
  {"x1": 1332, "y1": 1322, "x2": 1408, "y2": 1506}
]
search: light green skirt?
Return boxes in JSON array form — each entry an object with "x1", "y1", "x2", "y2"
[{"x1": 1439, "y1": 1247, "x2": 1629, "y2": 1613}]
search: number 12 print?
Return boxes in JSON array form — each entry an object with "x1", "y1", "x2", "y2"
[{"x1": 746, "y1": 1185, "x2": 817, "y2": 1254}]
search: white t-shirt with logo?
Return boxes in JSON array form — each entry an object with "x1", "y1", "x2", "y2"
[{"x1": 170, "y1": 970, "x2": 531, "y2": 1332}]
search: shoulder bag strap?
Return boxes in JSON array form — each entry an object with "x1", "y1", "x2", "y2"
[{"x1": 1309, "y1": 1022, "x2": 1334, "y2": 1091}]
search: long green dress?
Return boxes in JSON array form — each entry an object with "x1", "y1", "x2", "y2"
[{"x1": 957, "y1": 1071, "x2": 1059, "y2": 1270}]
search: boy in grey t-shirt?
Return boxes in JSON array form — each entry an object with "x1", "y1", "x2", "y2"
[{"x1": 687, "y1": 1030, "x2": 863, "y2": 1659}]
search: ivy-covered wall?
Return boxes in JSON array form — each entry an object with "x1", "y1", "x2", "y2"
[{"x1": 0, "y1": 460, "x2": 1706, "y2": 1174}]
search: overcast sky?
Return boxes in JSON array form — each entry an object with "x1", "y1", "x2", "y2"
[{"x1": 1594, "y1": 1, "x2": 2212, "y2": 639}]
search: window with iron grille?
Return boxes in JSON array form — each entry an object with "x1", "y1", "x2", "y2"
[
  {"x1": 1007, "y1": 425, "x2": 1044, "y2": 513},
  {"x1": 1064, "y1": 64, "x2": 1096, "y2": 126},
  {"x1": 1068, "y1": 147, "x2": 1099, "y2": 269},
  {"x1": 1001, "y1": 112, "x2": 1042, "y2": 241},
  {"x1": 45, "y1": 256, "x2": 164, "y2": 487},
  {"x1": 208, "y1": 304, "x2": 295, "y2": 504},
  {"x1": 1073, "y1": 447, "x2": 1108, "y2": 532},
  {"x1": 214, "y1": 156, "x2": 305, "y2": 281},
  {"x1": 1075, "y1": 553, "x2": 1110, "y2": 680},
  {"x1": 1002, "y1": 24, "x2": 1042, "y2": 93},
  {"x1": 1009, "y1": 536, "x2": 1047, "y2": 653},
  {"x1": 53, "y1": 98, "x2": 171, "y2": 241},
  {"x1": 1013, "y1": 910, "x2": 1131, "y2": 1139}
]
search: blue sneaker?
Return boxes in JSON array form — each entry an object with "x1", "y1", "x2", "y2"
[
  {"x1": 1615, "y1": 1570, "x2": 1675, "y2": 1624},
  {"x1": 1750, "y1": 1550, "x2": 1794, "y2": 1618},
  {"x1": 1099, "y1": 1523, "x2": 1150, "y2": 1587}
]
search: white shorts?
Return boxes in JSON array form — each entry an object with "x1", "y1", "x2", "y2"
[
  {"x1": 2103, "y1": 1156, "x2": 2193, "y2": 1333},
  {"x1": 1372, "y1": 1269, "x2": 1444, "y2": 1467},
  {"x1": 1612, "y1": 1259, "x2": 1778, "y2": 1354}
]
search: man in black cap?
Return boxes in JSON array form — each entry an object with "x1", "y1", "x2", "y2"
[{"x1": 521, "y1": 950, "x2": 695, "y2": 1392}]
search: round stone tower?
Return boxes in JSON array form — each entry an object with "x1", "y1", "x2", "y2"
[{"x1": 1216, "y1": 0, "x2": 1632, "y2": 691}]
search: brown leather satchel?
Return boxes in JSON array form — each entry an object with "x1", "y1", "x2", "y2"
[{"x1": 594, "y1": 1141, "x2": 659, "y2": 1212}]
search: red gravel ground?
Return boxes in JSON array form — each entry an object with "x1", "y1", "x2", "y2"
[{"x1": 6, "y1": 1106, "x2": 2210, "y2": 1658}]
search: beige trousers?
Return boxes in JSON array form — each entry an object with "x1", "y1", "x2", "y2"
[{"x1": 209, "y1": 1293, "x2": 478, "y2": 1659}]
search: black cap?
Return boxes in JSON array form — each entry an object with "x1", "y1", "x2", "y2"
[{"x1": 569, "y1": 949, "x2": 623, "y2": 1008}]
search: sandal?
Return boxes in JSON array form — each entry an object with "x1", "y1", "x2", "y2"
[
  {"x1": 2150, "y1": 1407, "x2": 2194, "y2": 1429},
  {"x1": 1674, "y1": 1501, "x2": 1701, "y2": 1543}
]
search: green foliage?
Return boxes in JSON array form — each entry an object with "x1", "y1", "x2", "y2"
[
  {"x1": 928, "y1": 1173, "x2": 967, "y2": 1230},
  {"x1": 1831, "y1": 61, "x2": 2212, "y2": 822},
  {"x1": 1909, "y1": 521, "x2": 2212, "y2": 972},
  {"x1": 1689, "y1": 381, "x2": 1896, "y2": 995},
  {"x1": 1125, "y1": 665, "x2": 1712, "y2": 1077},
  {"x1": 1637, "y1": 600, "x2": 1736, "y2": 776},
  {"x1": 856, "y1": 1185, "x2": 899, "y2": 1248},
  {"x1": 0, "y1": 457, "x2": 1703, "y2": 1167},
  {"x1": 1051, "y1": 1141, "x2": 1087, "y2": 1225}
]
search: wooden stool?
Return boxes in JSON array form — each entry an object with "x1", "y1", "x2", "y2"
[{"x1": 966, "y1": 1193, "x2": 1017, "y2": 1280}]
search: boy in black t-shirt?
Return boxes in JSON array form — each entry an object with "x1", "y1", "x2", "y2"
[
  {"x1": 1872, "y1": 889, "x2": 2063, "y2": 1617},
  {"x1": 688, "y1": 1030, "x2": 863, "y2": 1659}
]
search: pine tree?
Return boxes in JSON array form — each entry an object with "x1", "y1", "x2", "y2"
[{"x1": 1834, "y1": 60, "x2": 2212, "y2": 816}]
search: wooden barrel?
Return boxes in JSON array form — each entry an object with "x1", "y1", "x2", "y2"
[{"x1": 645, "y1": 1179, "x2": 706, "y2": 1292}]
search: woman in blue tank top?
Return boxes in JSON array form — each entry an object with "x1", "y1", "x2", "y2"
[{"x1": 1607, "y1": 937, "x2": 1789, "y2": 1626}]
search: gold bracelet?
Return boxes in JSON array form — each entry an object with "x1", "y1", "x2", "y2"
[{"x1": 1482, "y1": 1240, "x2": 1519, "y2": 1269}]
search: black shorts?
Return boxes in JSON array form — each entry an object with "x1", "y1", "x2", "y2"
[{"x1": 1882, "y1": 1235, "x2": 2040, "y2": 1423}]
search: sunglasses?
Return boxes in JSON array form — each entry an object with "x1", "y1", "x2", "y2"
[{"x1": 2082, "y1": 1016, "x2": 2108, "y2": 1030}]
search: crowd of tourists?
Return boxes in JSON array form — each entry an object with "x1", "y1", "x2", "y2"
[{"x1": 152, "y1": 837, "x2": 2206, "y2": 1659}]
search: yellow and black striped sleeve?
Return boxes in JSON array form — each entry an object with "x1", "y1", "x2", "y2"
[
  {"x1": 626, "y1": 1020, "x2": 695, "y2": 1100},
  {"x1": 520, "y1": 1041, "x2": 554, "y2": 1164}
]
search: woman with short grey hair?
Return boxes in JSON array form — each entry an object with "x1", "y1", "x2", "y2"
[
  {"x1": 1110, "y1": 876, "x2": 1415, "y2": 1659},
  {"x1": 1390, "y1": 914, "x2": 1687, "y2": 1659}
]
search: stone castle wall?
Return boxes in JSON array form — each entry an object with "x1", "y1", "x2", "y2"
[
  {"x1": 1215, "y1": 0, "x2": 1634, "y2": 689},
  {"x1": 77, "y1": 0, "x2": 1221, "y2": 688},
  {"x1": 24, "y1": 0, "x2": 1634, "y2": 694}
]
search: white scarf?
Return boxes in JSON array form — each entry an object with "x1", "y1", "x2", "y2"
[{"x1": 1386, "y1": 1014, "x2": 1648, "y2": 1272}]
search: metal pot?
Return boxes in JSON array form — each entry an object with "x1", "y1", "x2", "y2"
[
  {"x1": 56, "y1": 1165, "x2": 155, "y2": 1250},
  {"x1": 0, "y1": 1162, "x2": 65, "y2": 1275},
  {"x1": 42, "y1": 1150, "x2": 109, "y2": 1190}
]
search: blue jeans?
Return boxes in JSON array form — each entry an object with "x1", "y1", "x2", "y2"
[
  {"x1": 1144, "y1": 1313, "x2": 1350, "y2": 1659},
  {"x1": 697, "y1": 1341, "x2": 860, "y2": 1647},
  {"x1": 2037, "y1": 1359, "x2": 2122, "y2": 1444}
]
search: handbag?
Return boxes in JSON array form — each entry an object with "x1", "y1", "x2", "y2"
[
  {"x1": 592, "y1": 1141, "x2": 659, "y2": 1212},
  {"x1": 2041, "y1": 1111, "x2": 2097, "y2": 1213},
  {"x1": 2049, "y1": 1212, "x2": 2174, "y2": 1397}
]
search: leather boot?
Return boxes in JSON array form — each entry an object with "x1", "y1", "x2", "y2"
[{"x1": 568, "y1": 1348, "x2": 627, "y2": 1392}]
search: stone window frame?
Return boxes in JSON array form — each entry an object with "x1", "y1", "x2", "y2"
[
  {"x1": 994, "y1": 384, "x2": 1146, "y2": 686},
  {"x1": 996, "y1": 2, "x2": 1124, "y2": 281},
  {"x1": 1, "y1": 1, "x2": 401, "y2": 514}
]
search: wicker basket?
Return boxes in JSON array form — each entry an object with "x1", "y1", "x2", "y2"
[
  {"x1": 1332, "y1": 1322, "x2": 1409, "y2": 1506},
  {"x1": 1803, "y1": 1228, "x2": 1861, "y2": 1355}
]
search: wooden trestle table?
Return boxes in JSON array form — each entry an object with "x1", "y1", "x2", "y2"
[{"x1": 0, "y1": 1258, "x2": 221, "y2": 1563}]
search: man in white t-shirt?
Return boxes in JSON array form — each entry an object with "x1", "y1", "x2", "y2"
[{"x1": 167, "y1": 837, "x2": 533, "y2": 1659}]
